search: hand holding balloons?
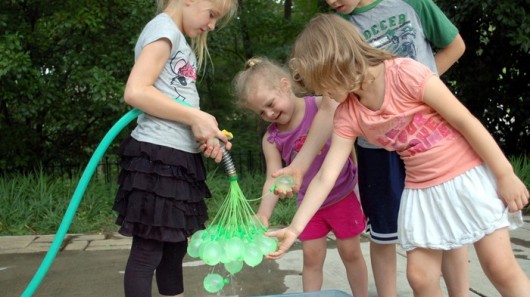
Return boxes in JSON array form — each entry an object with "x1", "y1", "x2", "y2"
[
  {"x1": 269, "y1": 175, "x2": 297, "y2": 199},
  {"x1": 264, "y1": 226, "x2": 298, "y2": 260}
]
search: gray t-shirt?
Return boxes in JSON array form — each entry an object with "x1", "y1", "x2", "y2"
[
  {"x1": 341, "y1": 0, "x2": 458, "y2": 148},
  {"x1": 130, "y1": 13, "x2": 201, "y2": 153}
]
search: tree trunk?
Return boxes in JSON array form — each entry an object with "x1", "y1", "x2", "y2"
[{"x1": 284, "y1": 0, "x2": 292, "y2": 20}]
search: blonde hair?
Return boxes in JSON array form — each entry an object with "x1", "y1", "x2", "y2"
[
  {"x1": 289, "y1": 13, "x2": 394, "y2": 94},
  {"x1": 156, "y1": 0, "x2": 238, "y2": 71},
  {"x1": 233, "y1": 57, "x2": 292, "y2": 108},
  {"x1": 156, "y1": 0, "x2": 171, "y2": 12}
]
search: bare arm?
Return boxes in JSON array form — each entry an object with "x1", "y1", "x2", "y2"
[
  {"x1": 256, "y1": 133, "x2": 284, "y2": 227},
  {"x1": 123, "y1": 39, "x2": 229, "y2": 160},
  {"x1": 272, "y1": 96, "x2": 339, "y2": 192},
  {"x1": 424, "y1": 76, "x2": 529, "y2": 211},
  {"x1": 266, "y1": 134, "x2": 355, "y2": 259},
  {"x1": 435, "y1": 34, "x2": 465, "y2": 76}
]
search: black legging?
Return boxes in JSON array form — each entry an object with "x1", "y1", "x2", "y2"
[{"x1": 124, "y1": 236, "x2": 187, "y2": 297}]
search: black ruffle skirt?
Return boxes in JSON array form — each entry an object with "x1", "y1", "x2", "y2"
[{"x1": 113, "y1": 137, "x2": 210, "y2": 242}]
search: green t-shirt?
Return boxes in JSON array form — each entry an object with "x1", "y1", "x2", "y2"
[
  {"x1": 339, "y1": 0, "x2": 459, "y2": 149},
  {"x1": 340, "y1": 0, "x2": 458, "y2": 73}
]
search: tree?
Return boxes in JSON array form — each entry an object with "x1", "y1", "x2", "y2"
[
  {"x1": 1, "y1": 0, "x2": 527, "y2": 174},
  {"x1": 0, "y1": 0, "x2": 154, "y2": 171},
  {"x1": 436, "y1": 0, "x2": 530, "y2": 156}
]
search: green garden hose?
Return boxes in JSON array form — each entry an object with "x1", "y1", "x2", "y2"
[
  {"x1": 21, "y1": 108, "x2": 142, "y2": 297},
  {"x1": 21, "y1": 98, "x2": 238, "y2": 296}
]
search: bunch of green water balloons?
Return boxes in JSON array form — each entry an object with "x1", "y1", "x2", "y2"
[
  {"x1": 188, "y1": 176, "x2": 281, "y2": 293},
  {"x1": 189, "y1": 225, "x2": 278, "y2": 293}
]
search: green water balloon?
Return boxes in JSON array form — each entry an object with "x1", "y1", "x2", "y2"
[
  {"x1": 191, "y1": 229, "x2": 205, "y2": 241},
  {"x1": 223, "y1": 236, "x2": 245, "y2": 262},
  {"x1": 274, "y1": 175, "x2": 296, "y2": 192},
  {"x1": 201, "y1": 241, "x2": 223, "y2": 266},
  {"x1": 203, "y1": 273, "x2": 228, "y2": 293},
  {"x1": 243, "y1": 241, "x2": 263, "y2": 267},
  {"x1": 256, "y1": 233, "x2": 278, "y2": 255},
  {"x1": 224, "y1": 260, "x2": 244, "y2": 275},
  {"x1": 204, "y1": 224, "x2": 221, "y2": 241},
  {"x1": 186, "y1": 237, "x2": 203, "y2": 258}
]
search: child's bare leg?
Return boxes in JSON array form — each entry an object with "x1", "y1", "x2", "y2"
[
  {"x1": 442, "y1": 246, "x2": 469, "y2": 297},
  {"x1": 337, "y1": 236, "x2": 368, "y2": 297},
  {"x1": 474, "y1": 228, "x2": 530, "y2": 297},
  {"x1": 302, "y1": 238, "x2": 327, "y2": 291},
  {"x1": 407, "y1": 248, "x2": 444, "y2": 297},
  {"x1": 370, "y1": 242, "x2": 397, "y2": 297}
]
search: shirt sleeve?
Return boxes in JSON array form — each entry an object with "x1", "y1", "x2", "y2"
[
  {"x1": 404, "y1": 0, "x2": 459, "y2": 48},
  {"x1": 392, "y1": 58, "x2": 436, "y2": 103},
  {"x1": 333, "y1": 99, "x2": 359, "y2": 139},
  {"x1": 141, "y1": 15, "x2": 181, "y2": 52}
]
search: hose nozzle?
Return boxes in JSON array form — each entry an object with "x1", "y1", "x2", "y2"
[
  {"x1": 216, "y1": 129, "x2": 237, "y2": 178},
  {"x1": 220, "y1": 148, "x2": 237, "y2": 178}
]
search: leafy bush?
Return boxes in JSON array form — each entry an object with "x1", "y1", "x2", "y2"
[
  {"x1": 0, "y1": 169, "x2": 117, "y2": 235},
  {"x1": 0, "y1": 168, "x2": 296, "y2": 236},
  {"x1": 2, "y1": 154, "x2": 527, "y2": 235}
]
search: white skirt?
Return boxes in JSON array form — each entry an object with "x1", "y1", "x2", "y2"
[{"x1": 398, "y1": 164, "x2": 522, "y2": 251}]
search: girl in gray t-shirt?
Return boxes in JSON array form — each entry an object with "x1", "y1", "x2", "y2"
[{"x1": 112, "y1": 1, "x2": 237, "y2": 296}]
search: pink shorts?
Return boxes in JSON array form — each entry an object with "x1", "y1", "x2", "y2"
[{"x1": 298, "y1": 191, "x2": 366, "y2": 241}]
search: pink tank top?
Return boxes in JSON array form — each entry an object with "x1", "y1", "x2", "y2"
[{"x1": 267, "y1": 96, "x2": 357, "y2": 208}]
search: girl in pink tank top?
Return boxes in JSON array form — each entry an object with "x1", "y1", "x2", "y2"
[{"x1": 233, "y1": 56, "x2": 368, "y2": 297}]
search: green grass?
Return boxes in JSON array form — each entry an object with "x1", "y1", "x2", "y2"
[
  {"x1": 0, "y1": 169, "x2": 296, "y2": 236},
  {"x1": 0, "y1": 169, "x2": 118, "y2": 235},
  {"x1": 1, "y1": 155, "x2": 528, "y2": 236}
]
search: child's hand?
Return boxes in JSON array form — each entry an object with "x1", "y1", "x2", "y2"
[
  {"x1": 270, "y1": 177, "x2": 296, "y2": 199},
  {"x1": 497, "y1": 173, "x2": 530, "y2": 211},
  {"x1": 264, "y1": 226, "x2": 298, "y2": 260},
  {"x1": 273, "y1": 188, "x2": 295, "y2": 199},
  {"x1": 190, "y1": 110, "x2": 223, "y2": 142},
  {"x1": 199, "y1": 129, "x2": 233, "y2": 163},
  {"x1": 271, "y1": 167, "x2": 303, "y2": 198},
  {"x1": 200, "y1": 138, "x2": 232, "y2": 163}
]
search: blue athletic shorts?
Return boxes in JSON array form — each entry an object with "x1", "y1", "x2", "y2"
[{"x1": 356, "y1": 144, "x2": 405, "y2": 244}]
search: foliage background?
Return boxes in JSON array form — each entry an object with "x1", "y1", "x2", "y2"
[
  {"x1": 1, "y1": 0, "x2": 529, "y2": 171},
  {"x1": 436, "y1": 0, "x2": 530, "y2": 156}
]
